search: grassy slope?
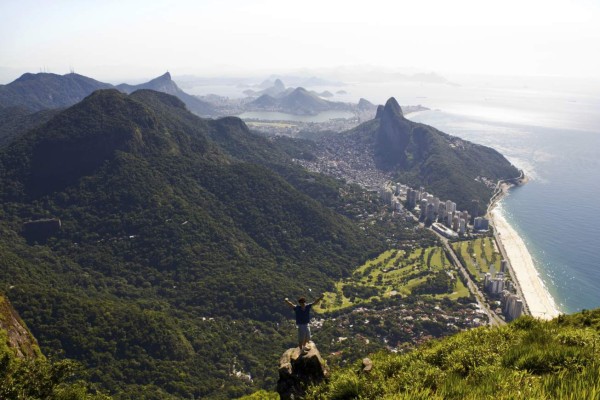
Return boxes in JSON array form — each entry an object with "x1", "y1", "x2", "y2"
[{"x1": 307, "y1": 310, "x2": 600, "y2": 399}]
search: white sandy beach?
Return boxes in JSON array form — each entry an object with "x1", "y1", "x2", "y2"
[{"x1": 491, "y1": 209, "x2": 560, "y2": 320}]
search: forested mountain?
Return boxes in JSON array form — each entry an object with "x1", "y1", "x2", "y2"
[
  {"x1": 116, "y1": 72, "x2": 215, "y2": 116},
  {"x1": 0, "y1": 89, "x2": 382, "y2": 398},
  {"x1": 337, "y1": 98, "x2": 520, "y2": 209},
  {"x1": 0, "y1": 106, "x2": 59, "y2": 147},
  {"x1": 0, "y1": 294, "x2": 109, "y2": 399},
  {"x1": 248, "y1": 87, "x2": 351, "y2": 115},
  {"x1": 0, "y1": 72, "x2": 112, "y2": 111},
  {"x1": 0, "y1": 71, "x2": 215, "y2": 118}
]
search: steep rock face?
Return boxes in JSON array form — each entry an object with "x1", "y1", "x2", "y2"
[
  {"x1": 376, "y1": 97, "x2": 412, "y2": 168},
  {"x1": 0, "y1": 294, "x2": 41, "y2": 359},
  {"x1": 117, "y1": 72, "x2": 178, "y2": 95},
  {"x1": 329, "y1": 97, "x2": 520, "y2": 209},
  {"x1": 117, "y1": 72, "x2": 215, "y2": 116},
  {"x1": 277, "y1": 341, "x2": 328, "y2": 399}
]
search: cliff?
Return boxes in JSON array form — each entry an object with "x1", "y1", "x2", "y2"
[
  {"x1": 277, "y1": 341, "x2": 328, "y2": 399},
  {"x1": 0, "y1": 294, "x2": 41, "y2": 359}
]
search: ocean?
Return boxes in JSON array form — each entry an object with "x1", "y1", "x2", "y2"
[{"x1": 406, "y1": 103, "x2": 600, "y2": 314}]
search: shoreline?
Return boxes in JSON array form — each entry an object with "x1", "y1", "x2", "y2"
[{"x1": 488, "y1": 180, "x2": 560, "y2": 320}]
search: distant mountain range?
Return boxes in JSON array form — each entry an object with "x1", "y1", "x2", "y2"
[
  {"x1": 245, "y1": 80, "x2": 353, "y2": 115},
  {"x1": 0, "y1": 72, "x2": 362, "y2": 122},
  {"x1": 0, "y1": 71, "x2": 214, "y2": 116}
]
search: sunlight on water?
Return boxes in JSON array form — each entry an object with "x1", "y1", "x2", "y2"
[{"x1": 408, "y1": 110, "x2": 600, "y2": 313}]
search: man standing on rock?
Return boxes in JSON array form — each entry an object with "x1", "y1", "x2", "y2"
[{"x1": 285, "y1": 294, "x2": 324, "y2": 352}]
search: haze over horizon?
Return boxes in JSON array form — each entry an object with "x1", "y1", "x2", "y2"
[{"x1": 2, "y1": 0, "x2": 600, "y2": 84}]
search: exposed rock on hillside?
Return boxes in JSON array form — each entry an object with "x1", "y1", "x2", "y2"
[
  {"x1": 277, "y1": 341, "x2": 328, "y2": 399},
  {"x1": 0, "y1": 294, "x2": 41, "y2": 359},
  {"x1": 116, "y1": 72, "x2": 215, "y2": 116}
]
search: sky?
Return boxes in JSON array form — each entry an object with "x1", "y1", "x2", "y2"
[{"x1": 1, "y1": 0, "x2": 600, "y2": 83}]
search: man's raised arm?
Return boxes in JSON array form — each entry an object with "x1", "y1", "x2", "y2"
[
  {"x1": 284, "y1": 297, "x2": 295, "y2": 309},
  {"x1": 312, "y1": 294, "x2": 325, "y2": 306}
]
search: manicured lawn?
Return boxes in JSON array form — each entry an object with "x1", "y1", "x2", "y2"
[
  {"x1": 452, "y1": 237, "x2": 502, "y2": 282},
  {"x1": 317, "y1": 246, "x2": 470, "y2": 312}
]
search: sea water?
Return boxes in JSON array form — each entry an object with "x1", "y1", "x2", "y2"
[{"x1": 407, "y1": 110, "x2": 600, "y2": 313}]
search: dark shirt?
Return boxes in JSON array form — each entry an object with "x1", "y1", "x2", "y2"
[{"x1": 294, "y1": 304, "x2": 312, "y2": 324}]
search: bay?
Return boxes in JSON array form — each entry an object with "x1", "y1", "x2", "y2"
[{"x1": 238, "y1": 110, "x2": 355, "y2": 122}]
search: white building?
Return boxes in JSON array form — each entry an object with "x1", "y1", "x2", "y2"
[
  {"x1": 432, "y1": 222, "x2": 458, "y2": 238},
  {"x1": 503, "y1": 292, "x2": 524, "y2": 321},
  {"x1": 447, "y1": 211, "x2": 454, "y2": 227},
  {"x1": 500, "y1": 259, "x2": 508, "y2": 273},
  {"x1": 446, "y1": 200, "x2": 456, "y2": 214},
  {"x1": 474, "y1": 217, "x2": 490, "y2": 231}
]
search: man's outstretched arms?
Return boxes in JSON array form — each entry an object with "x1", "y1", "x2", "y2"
[
  {"x1": 312, "y1": 294, "x2": 325, "y2": 306},
  {"x1": 284, "y1": 298, "x2": 296, "y2": 309}
]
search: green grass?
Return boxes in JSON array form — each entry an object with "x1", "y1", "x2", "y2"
[
  {"x1": 453, "y1": 237, "x2": 501, "y2": 282},
  {"x1": 317, "y1": 246, "x2": 469, "y2": 312},
  {"x1": 237, "y1": 390, "x2": 279, "y2": 399},
  {"x1": 444, "y1": 275, "x2": 470, "y2": 301},
  {"x1": 306, "y1": 311, "x2": 600, "y2": 399}
]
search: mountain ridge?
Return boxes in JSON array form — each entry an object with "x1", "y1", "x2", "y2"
[
  {"x1": 0, "y1": 71, "x2": 216, "y2": 117},
  {"x1": 0, "y1": 72, "x2": 112, "y2": 111},
  {"x1": 248, "y1": 87, "x2": 351, "y2": 115},
  {"x1": 117, "y1": 72, "x2": 215, "y2": 116},
  {"x1": 337, "y1": 97, "x2": 520, "y2": 209}
]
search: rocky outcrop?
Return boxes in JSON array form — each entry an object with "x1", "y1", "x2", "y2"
[
  {"x1": 277, "y1": 341, "x2": 328, "y2": 399},
  {"x1": 0, "y1": 294, "x2": 41, "y2": 359},
  {"x1": 375, "y1": 97, "x2": 411, "y2": 169},
  {"x1": 116, "y1": 72, "x2": 216, "y2": 116}
]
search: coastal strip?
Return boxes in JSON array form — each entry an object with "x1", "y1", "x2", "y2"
[{"x1": 489, "y1": 186, "x2": 560, "y2": 320}]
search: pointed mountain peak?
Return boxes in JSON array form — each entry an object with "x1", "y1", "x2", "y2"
[
  {"x1": 383, "y1": 97, "x2": 403, "y2": 117},
  {"x1": 273, "y1": 78, "x2": 285, "y2": 90},
  {"x1": 375, "y1": 105, "x2": 385, "y2": 119},
  {"x1": 358, "y1": 98, "x2": 374, "y2": 109},
  {"x1": 155, "y1": 71, "x2": 172, "y2": 82}
]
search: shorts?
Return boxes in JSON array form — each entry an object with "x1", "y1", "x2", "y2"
[{"x1": 297, "y1": 324, "x2": 311, "y2": 344}]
